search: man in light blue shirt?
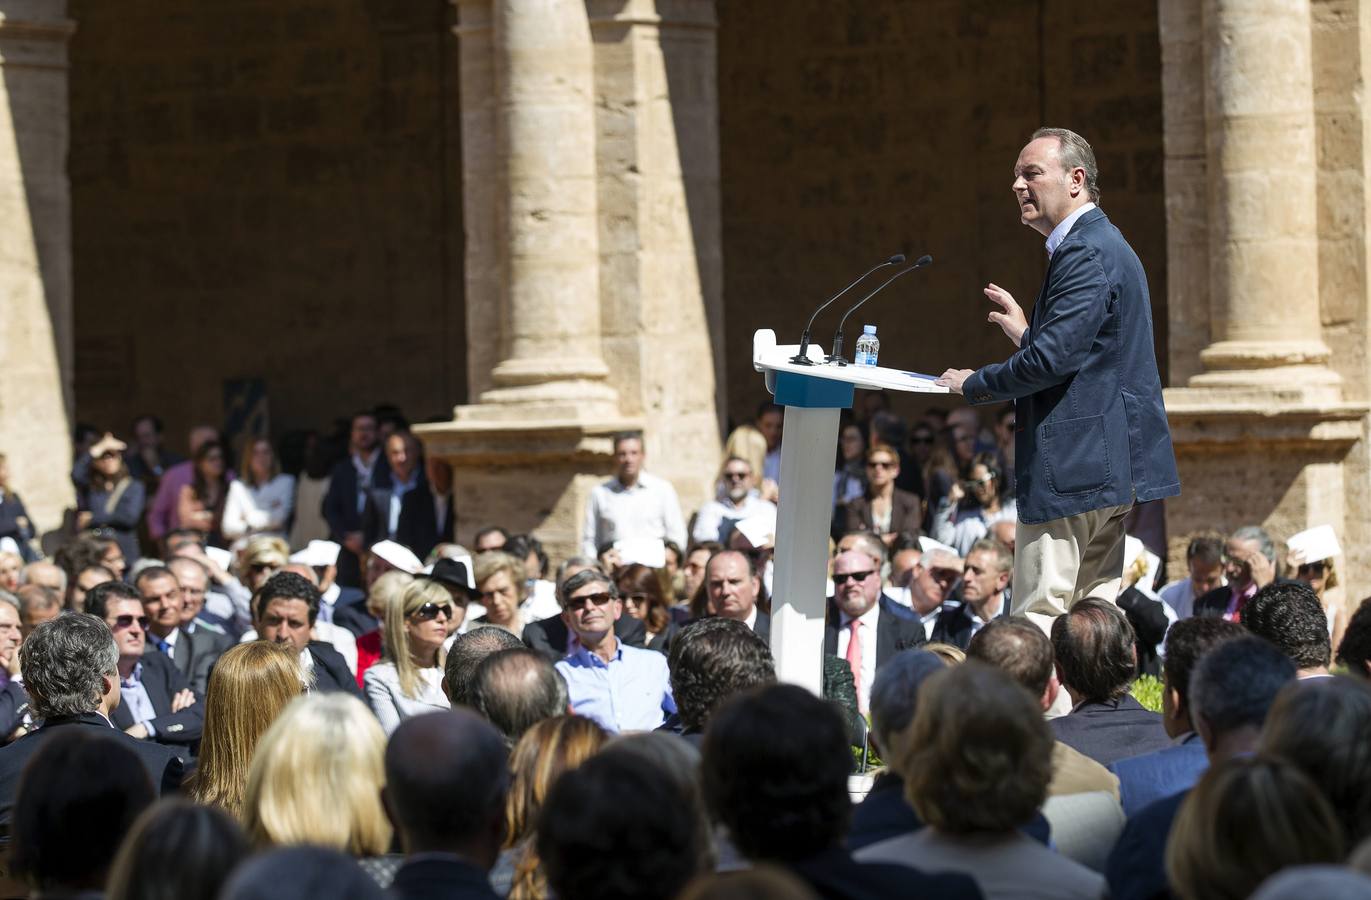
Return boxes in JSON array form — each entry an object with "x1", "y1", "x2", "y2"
[{"x1": 554, "y1": 569, "x2": 674, "y2": 733}]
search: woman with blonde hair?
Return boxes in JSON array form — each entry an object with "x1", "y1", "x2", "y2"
[
  {"x1": 242, "y1": 693, "x2": 392, "y2": 862},
  {"x1": 473, "y1": 551, "x2": 529, "y2": 636},
  {"x1": 364, "y1": 578, "x2": 452, "y2": 735},
  {"x1": 355, "y1": 569, "x2": 413, "y2": 685},
  {"x1": 188, "y1": 642, "x2": 302, "y2": 817},
  {"x1": 494, "y1": 715, "x2": 609, "y2": 899}
]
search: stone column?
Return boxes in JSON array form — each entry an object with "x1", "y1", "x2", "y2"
[
  {"x1": 0, "y1": 1, "x2": 76, "y2": 535},
  {"x1": 1161, "y1": 0, "x2": 1369, "y2": 599}
]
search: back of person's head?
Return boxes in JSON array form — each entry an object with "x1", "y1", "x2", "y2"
[
  {"x1": 1166, "y1": 757, "x2": 1343, "y2": 900},
  {"x1": 10, "y1": 729, "x2": 155, "y2": 894},
  {"x1": 106, "y1": 799, "x2": 249, "y2": 900},
  {"x1": 444, "y1": 625, "x2": 524, "y2": 705},
  {"x1": 84, "y1": 579, "x2": 141, "y2": 620},
  {"x1": 867, "y1": 649, "x2": 945, "y2": 753},
  {"x1": 20, "y1": 613, "x2": 117, "y2": 719},
  {"x1": 1336, "y1": 597, "x2": 1371, "y2": 678},
  {"x1": 219, "y1": 846, "x2": 385, "y2": 900},
  {"x1": 967, "y1": 616, "x2": 1053, "y2": 696},
  {"x1": 677, "y1": 866, "x2": 821, "y2": 900},
  {"x1": 469, "y1": 648, "x2": 567, "y2": 743},
  {"x1": 668, "y1": 617, "x2": 776, "y2": 733},
  {"x1": 1261, "y1": 676, "x2": 1371, "y2": 845},
  {"x1": 600, "y1": 733, "x2": 712, "y2": 868},
  {"x1": 1190, "y1": 636, "x2": 1296, "y2": 745},
  {"x1": 1242, "y1": 581, "x2": 1333, "y2": 671},
  {"x1": 1163, "y1": 617, "x2": 1247, "y2": 708},
  {"x1": 898, "y1": 661, "x2": 1053, "y2": 834},
  {"x1": 253, "y1": 571, "x2": 321, "y2": 623},
  {"x1": 702, "y1": 684, "x2": 851, "y2": 862},
  {"x1": 385, "y1": 709, "x2": 509, "y2": 857},
  {"x1": 190, "y1": 642, "x2": 302, "y2": 815},
  {"x1": 538, "y1": 748, "x2": 708, "y2": 900},
  {"x1": 1051, "y1": 598, "x2": 1137, "y2": 700},
  {"x1": 242, "y1": 693, "x2": 391, "y2": 856}
]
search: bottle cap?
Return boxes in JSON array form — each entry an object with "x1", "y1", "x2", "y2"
[{"x1": 863, "y1": 325, "x2": 876, "y2": 334}]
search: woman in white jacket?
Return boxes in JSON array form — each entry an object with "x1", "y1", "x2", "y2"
[
  {"x1": 364, "y1": 578, "x2": 452, "y2": 735},
  {"x1": 222, "y1": 437, "x2": 295, "y2": 546}
]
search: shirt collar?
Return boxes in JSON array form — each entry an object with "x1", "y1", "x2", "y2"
[
  {"x1": 839, "y1": 598, "x2": 883, "y2": 629},
  {"x1": 572, "y1": 638, "x2": 622, "y2": 667},
  {"x1": 744, "y1": 605, "x2": 758, "y2": 631},
  {"x1": 1045, "y1": 202, "x2": 1096, "y2": 257},
  {"x1": 121, "y1": 661, "x2": 144, "y2": 686}
]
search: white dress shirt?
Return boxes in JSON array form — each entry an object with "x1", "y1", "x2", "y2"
[
  {"x1": 580, "y1": 472, "x2": 687, "y2": 558},
  {"x1": 691, "y1": 493, "x2": 777, "y2": 545},
  {"x1": 222, "y1": 474, "x2": 297, "y2": 543},
  {"x1": 835, "y1": 601, "x2": 882, "y2": 715}
]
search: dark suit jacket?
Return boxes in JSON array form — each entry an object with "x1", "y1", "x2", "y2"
[
  {"x1": 1050, "y1": 694, "x2": 1172, "y2": 766},
  {"x1": 161, "y1": 626, "x2": 231, "y2": 696},
  {"x1": 0, "y1": 680, "x2": 28, "y2": 740},
  {"x1": 843, "y1": 489, "x2": 922, "y2": 538},
  {"x1": 307, "y1": 641, "x2": 365, "y2": 701},
  {"x1": 109, "y1": 650, "x2": 203, "y2": 748},
  {"x1": 1105, "y1": 788, "x2": 1188, "y2": 900},
  {"x1": 822, "y1": 595, "x2": 926, "y2": 667},
  {"x1": 1193, "y1": 578, "x2": 1299, "y2": 620},
  {"x1": 363, "y1": 473, "x2": 442, "y2": 563},
  {"x1": 0, "y1": 713, "x2": 183, "y2": 827},
  {"x1": 522, "y1": 614, "x2": 646, "y2": 663},
  {"x1": 961, "y1": 208, "x2": 1180, "y2": 524},
  {"x1": 322, "y1": 453, "x2": 391, "y2": 586},
  {"x1": 929, "y1": 596, "x2": 1008, "y2": 650},
  {"x1": 787, "y1": 845, "x2": 983, "y2": 900},
  {"x1": 330, "y1": 587, "x2": 377, "y2": 639},
  {"x1": 848, "y1": 772, "x2": 1051, "y2": 853},
  {"x1": 1108, "y1": 734, "x2": 1207, "y2": 819},
  {"x1": 391, "y1": 855, "x2": 499, "y2": 900},
  {"x1": 0, "y1": 492, "x2": 35, "y2": 560},
  {"x1": 1116, "y1": 586, "x2": 1170, "y2": 677}
]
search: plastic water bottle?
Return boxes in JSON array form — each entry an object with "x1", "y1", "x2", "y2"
[{"x1": 854, "y1": 325, "x2": 880, "y2": 366}]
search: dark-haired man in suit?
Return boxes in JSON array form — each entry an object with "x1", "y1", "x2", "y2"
[
  {"x1": 254, "y1": 572, "x2": 364, "y2": 700},
  {"x1": 323, "y1": 411, "x2": 391, "y2": 588},
  {"x1": 363, "y1": 431, "x2": 440, "y2": 565}
]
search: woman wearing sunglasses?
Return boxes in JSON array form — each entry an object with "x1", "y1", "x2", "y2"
[
  {"x1": 71, "y1": 432, "x2": 146, "y2": 568},
  {"x1": 363, "y1": 579, "x2": 452, "y2": 735},
  {"x1": 841, "y1": 443, "x2": 922, "y2": 547}
]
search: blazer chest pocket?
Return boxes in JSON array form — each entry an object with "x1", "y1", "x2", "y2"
[{"x1": 1042, "y1": 414, "x2": 1111, "y2": 496}]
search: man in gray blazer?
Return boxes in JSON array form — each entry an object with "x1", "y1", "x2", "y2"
[{"x1": 938, "y1": 127, "x2": 1180, "y2": 618}]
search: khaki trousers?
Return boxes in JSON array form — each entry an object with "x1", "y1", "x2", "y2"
[{"x1": 1012, "y1": 502, "x2": 1133, "y2": 620}]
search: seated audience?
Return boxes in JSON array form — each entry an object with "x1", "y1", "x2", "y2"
[
  {"x1": 554, "y1": 568, "x2": 674, "y2": 733},
  {"x1": 521, "y1": 561, "x2": 646, "y2": 662},
  {"x1": 243, "y1": 693, "x2": 393, "y2": 867},
  {"x1": 932, "y1": 538, "x2": 1012, "y2": 649},
  {"x1": 1050, "y1": 599, "x2": 1169, "y2": 764},
  {"x1": 1241, "y1": 580, "x2": 1332, "y2": 678},
  {"x1": 353, "y1": 569, "x2": 414, "y2": 682},
  {"x1": 615, "y1": 563, "x2": 677, "y2": 652},
  {"x1": 71, "y1": 432, "x2": 146, "y2": 567},
  {"x1": 930, "y1": 452, "x2": 1015, "y2": 557},
  {"x1": 106, "y1": 799, "x2": 250, "y2": 900},
  {"x1": 365, "y1": 579, "x2": 453, "y2": 734},
  {"x1": 496, "y1": 716, "x2": 608, "y2": 899},
  {"x1": 1165, "y1": 758, "x2": 1344, "y2": 900},
  {"x1": 703, "y1": 549, "x2": 770, "y2": 638},
  {"x1": 134, "y1": 565, "x2": 231, "y2": 695},
  {"x1": 538, "y1": 740, "x2": 708, "y2": 900},
  {"x1": 19, "y1": 561, "x2": 64, "y2": 595},
  {"x1": 1106, "y1": 636, "x2": 1296, "y2": 900},
  {"x1": 1260, "y1": 675, "x2": 1371, "y2": 846},
  {"x1": 1194, "y1": 525, "x2": 1278, "y2": 620},
  {"x1": 165, "y1": 556, "x2": 230, "y2": 635},
  {"x1": 703, "y1": 683, "x2": 981, "y2": 900},
  {"x1": 858, "y1": 662, "x2": 1105, "y2": 898},
  {"x1": 384, "y1": 709, "x2": 509, "y2": 900},
  {"x1": 468, "y1": 648, "x2": 568, "y2": 745},
  {"x1": 254, "y1": 572, "x2": 363, "y2": 699},
  {"x1": 843, "y1": 443, "x2": 922, "y2": 546},
  {"x1": 692, "y1": 456, "x2": 776, "y2": 545},
  {"x1": 666, "y1": 617, "x2": 775, "y2": 744},
  {"x1": 188, "y1": 641, "x2": 301, "y2": 816},
  {"x1": 222, "y1": 436, "x2": 295, "y2": 544},
  {"x1": 221, "y1": 846, "x2": 386, "y2": 900},
  {"x1": 83, "y1": 581, "x2": 202, "y2": 760},
  {"x1": 473, "y1": 551, "x2": 530, "y2": 637},
  {"x1": 9, "y1": 729, "x2": 155, "y2": 897},
  {"x1": 443, "y1": 625, "x2": 525, "y2": 706},
  {"x1": 1157, "y1": 533, "x2": 1224, "y2": 621},
  {"x1": 1109, "y1": 617, "x2": 1245, "y2": 817},
  {"x1": 824, "y1": 549, "x2": 925, "y2": 715}
]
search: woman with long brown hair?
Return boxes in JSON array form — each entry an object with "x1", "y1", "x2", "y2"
[
  {"x1": 178, "y1": 440, "x2": 231, "y2": 547},
  {"x1": 188, "y1": 641, "x2": 302, "y2": 817},
  {"x1": 615, "y1": 564, "x2": 675, "y2": 652},
  {"x1": 493, "y1": 716, "x2": 609, "y2": 900}
]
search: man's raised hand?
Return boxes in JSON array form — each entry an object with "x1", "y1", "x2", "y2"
[{"x1": 985, "y1": 283, "x2": 1028, "y2": 347}]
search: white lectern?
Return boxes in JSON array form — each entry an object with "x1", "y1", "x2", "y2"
[{"x1": 752, "y1": 328, "x2": 948, "y2": 695}]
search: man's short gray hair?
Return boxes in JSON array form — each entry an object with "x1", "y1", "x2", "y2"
[
  {"x1": 560, "y1": 568, "x2": 615, "y2": 606},
  {"x1": 1032, "y1": 127, "x2": 1100, "y2": 205},
  {"x1": 1231, "y1": 525, "x2": 1277, "y2": 565},
  {"x1": 20, "y1": 614, "x2": 118, "y2": 719}
]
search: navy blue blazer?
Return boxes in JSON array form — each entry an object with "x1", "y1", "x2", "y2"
[
  {"x1": 962, "y1": 208, "x2": 1180, "y2": 523},
  {"x1": 1106, "y1": 788, "x2": 1187, "y2": 900},
  {"x1": 109, "y1": 649, "x2": 204, "y2": 752},
  {"x1": 1108, "y1": 733, "x2": 1207, "y2": 819},
  {"x1": 362, "y1": 473, "x2": 441, "y2": 562},
  {"x1": 1050, "y1": 694, "x2": 1172, "y2": 766}
]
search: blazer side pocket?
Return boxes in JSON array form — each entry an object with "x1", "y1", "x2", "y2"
[{"x1": 1043, "y1": 414, "x2": 1111, "y2": 496}]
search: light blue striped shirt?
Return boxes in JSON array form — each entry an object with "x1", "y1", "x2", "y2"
[{"x1": 556, "y1": 640, "x2": 675, "y2": 734}]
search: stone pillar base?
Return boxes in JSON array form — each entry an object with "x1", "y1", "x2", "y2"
[
  {"x1": 1163, "y1": 386, "x2": 1368, "y2": 601},
  {"x1": 415, "y1": 410, "x2": 641, "y2": 564}
]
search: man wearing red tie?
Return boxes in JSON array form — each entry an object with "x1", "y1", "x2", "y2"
[{"x1": 824, "y1": 550, "x2": 926, "y2": 714}]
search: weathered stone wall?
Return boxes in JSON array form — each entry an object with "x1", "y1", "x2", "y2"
[
  {"x1": 67, "y1": 0, "x2": 465, "y2": 445},
  {"x1": 716, "y1": 0, "x2": 1167, "y2": 427}
]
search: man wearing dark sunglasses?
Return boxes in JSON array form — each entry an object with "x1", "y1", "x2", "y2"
[
  {"x1": 553, "y1": 569, "x2": 674, "y2": 733},
  {"x1": 823, "y1": 551, "x2": 926, "y2": 715},
  {"x1": 84, "y1": 582, "x2": 202, "y2": 757},
  {"x1": 691, "y1": 458, "x2": 775, "y2": 545}
]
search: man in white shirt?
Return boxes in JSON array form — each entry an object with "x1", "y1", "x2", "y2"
[
  {"x1": 824, "y1": 550, "x2": 927, "y2": 715},
  {"x1": 580, "y1": 432, "x2": 686, "y2": 558},
  {"x1": 908, "y1": 547, "x2": 964, "y2": 641},
  {"x1": 691, "y1": 458, "x2": 776, "y2": 545},
  {"x1": 1157, "y1": 534, "x2": 1225, "y2": 621}
]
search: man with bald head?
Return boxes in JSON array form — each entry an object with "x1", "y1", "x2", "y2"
[
  {"x1": 824, "y1": 550, "x2": 926, "y2": 714},
  {"x1": 15, "y1": 585, "x2": 60, "y2": 638},
  {"x1": 20, "y1": 562, "x2": 64, "y2": 597},
  {"x1": 385, "y1": 709, "x2": 509, "y2": 900},
  {"x1": 468, "y1": 648, "x2": 567, "y2": 744},
  {"x1": 705, "y1": 550, "x2": 768, "y2": 640}
]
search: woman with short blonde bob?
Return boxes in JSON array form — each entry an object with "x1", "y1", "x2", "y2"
[
  {"x1": 364, "y1": 578, "x2": 452, "y2": 735},
  {"x1": 242, "y1": 692, "x2": 391, "y2": 859},
  {"x1": 188, "y1": 642, "x2": 302, "y2": 816}
]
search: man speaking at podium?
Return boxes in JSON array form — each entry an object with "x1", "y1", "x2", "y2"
[{"x1": 936, "y1": 127, "x2": 1179, "y2": 620}]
